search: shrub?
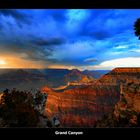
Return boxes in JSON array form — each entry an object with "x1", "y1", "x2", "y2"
[{"x1": 0, "y1": 89, "x2": 47, "y2": 127}]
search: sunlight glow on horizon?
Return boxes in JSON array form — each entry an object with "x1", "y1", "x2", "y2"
[
  {"x1": 0, "y1": 55, "x2": 46, "y2": 69},
  {"x1": 0, "y1": 56, "x2": 140, "y2": 70},
  {"x1": 0, "y1": 60, "x2": 6, "y2": 65}
]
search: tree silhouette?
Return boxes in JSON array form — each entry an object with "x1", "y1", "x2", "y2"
[
  {"x1": 0, "y1": 89, "x2": 48, "y2": 127},
  {"x1": 134, "y1": 18, "x2": 140, "y2": 39}
]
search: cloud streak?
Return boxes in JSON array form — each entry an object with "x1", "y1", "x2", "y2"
[{"x1": 92, "y1": 57, "x2": 140, "y2": 70}]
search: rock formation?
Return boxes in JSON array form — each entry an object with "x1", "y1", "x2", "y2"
[
  {"x1": 98, "y1": 67, "x2": 140, "y2": 85},
  {"x1": 94, "y1": 80, "x2": 140, "y2": 127},
  {"x1": 43, "y1": 84, "x2": 119, "y2": 127},
  {"x1": 43, "y1": 68, "x2": 140, "y2": 127}
]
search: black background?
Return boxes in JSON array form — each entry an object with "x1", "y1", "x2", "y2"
[
  {"x1": 0, "y1": 0, "x2": 140, "y2": 8},
  {"x1": 0, "y1": 0, "x2": 140, "y2": 138},
  {"x1": 0, "y1": 127, "x2": 139, "y2": 137}
]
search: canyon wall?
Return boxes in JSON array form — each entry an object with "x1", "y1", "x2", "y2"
[
  {"x1": 43, "y1": 68, "x2": 140, "y2": 127},
  {"x1": 43, "y1": 85, "x2": 119, "y2": 127}
]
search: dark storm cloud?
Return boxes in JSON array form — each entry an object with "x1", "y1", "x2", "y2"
[
  {"x1": 84, "y1": 58, "x2": 98, "y2": 62},
  {"x1": 80, "y1": 30, "x2": 112, "y2": 40},
  {"x1": 77, "y1": 9, "x2": 138, "y2": 40},
  {"x1": 93, "y1": 31, "x2": 112, "y2": 40},
  {"x1": 51, "y1": 10, "x2": 67, "y2": 21},
  {"x1": 0, "y1": 10, "x2": 31, "y2": 24},
  {"x1": 31, "y1": 37, "x2": 66, "y2": 46}
]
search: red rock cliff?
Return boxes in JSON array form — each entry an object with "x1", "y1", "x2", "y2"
[
  {"x1": 98, "y1": 67, "x2": 140, "y2": 84},
  {"x1": 43, "y1": 85, "x2": 119, "y2": 127}
]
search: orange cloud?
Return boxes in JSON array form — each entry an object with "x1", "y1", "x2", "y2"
[{"x1": 0, "y1": 54, "x2": 46, "y2": 69}]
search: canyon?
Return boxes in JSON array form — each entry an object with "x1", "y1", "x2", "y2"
[
  {"x1": 0, "y1": 68, "x2": 105, "y2": 91},
  {"x1": 42, "y1": 85, "x2": 119, "y2": 127},
  {"x1": 42, "y1": 67, "x2": 140, "y2": 127},
  {"x1": 0, "y1": 67, "x2": 140, "y2": 127}
]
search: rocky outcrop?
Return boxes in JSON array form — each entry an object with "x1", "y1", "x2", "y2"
[
  {"x1": 98, "y1": 68, "x2": 140, "y2": 85},
  {"x1": 82, "y1": 70, "x2": 110, "y2": 79},
  {"x1": 41, "y1": 86, "x2": 53, "y2": 93},
  {"x1": 78, "y1": 75, "x2": 94, "y2": 83},
  {"x1": 64, "y1": 69, "x2": 85, "y2": 83},
  {"x1": 95, "y1": 81, "x2": 140, "y2": 127},
  {"x1": 43, "y1": 85, "x2": 119, "y2": 127},
  {"x1": 114, "y1": 81, "x2": 140, "y2": 120}
]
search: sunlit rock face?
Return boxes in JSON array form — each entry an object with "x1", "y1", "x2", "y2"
[
  {"x1": 115, "y1": 81, "x2": 140, "y2": 117},
  {"x1": 94, "y1": 81, "x2": 140, "y2": 127},
  {"x1": 43, "y1": 68, "x2": 140, "y2": 127},
  {"x1": 43, "y1": 85, "x2": 119, "y2": 127},
  {"x1": 41, "y1": 86, "x2": 53, "y2": 93},
  {"x1": 98, "y1": 68, "x2": 140, "y2": 85}
]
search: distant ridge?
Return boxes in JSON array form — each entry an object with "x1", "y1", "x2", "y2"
[
  {"x1": 98, "y1": 67, "x2": 140, "y2": 85},
  {"x1": 111, "y1": 67, "x2": 140, "y2": 73}
]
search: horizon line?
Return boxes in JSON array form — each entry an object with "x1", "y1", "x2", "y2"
[{"x1": 0, "y1": 67, "x2": 140, "y2": 71}]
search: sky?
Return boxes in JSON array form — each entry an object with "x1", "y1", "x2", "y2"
[{"x1": 0, "y1": 9, "x2": 140, "y2": 70}]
